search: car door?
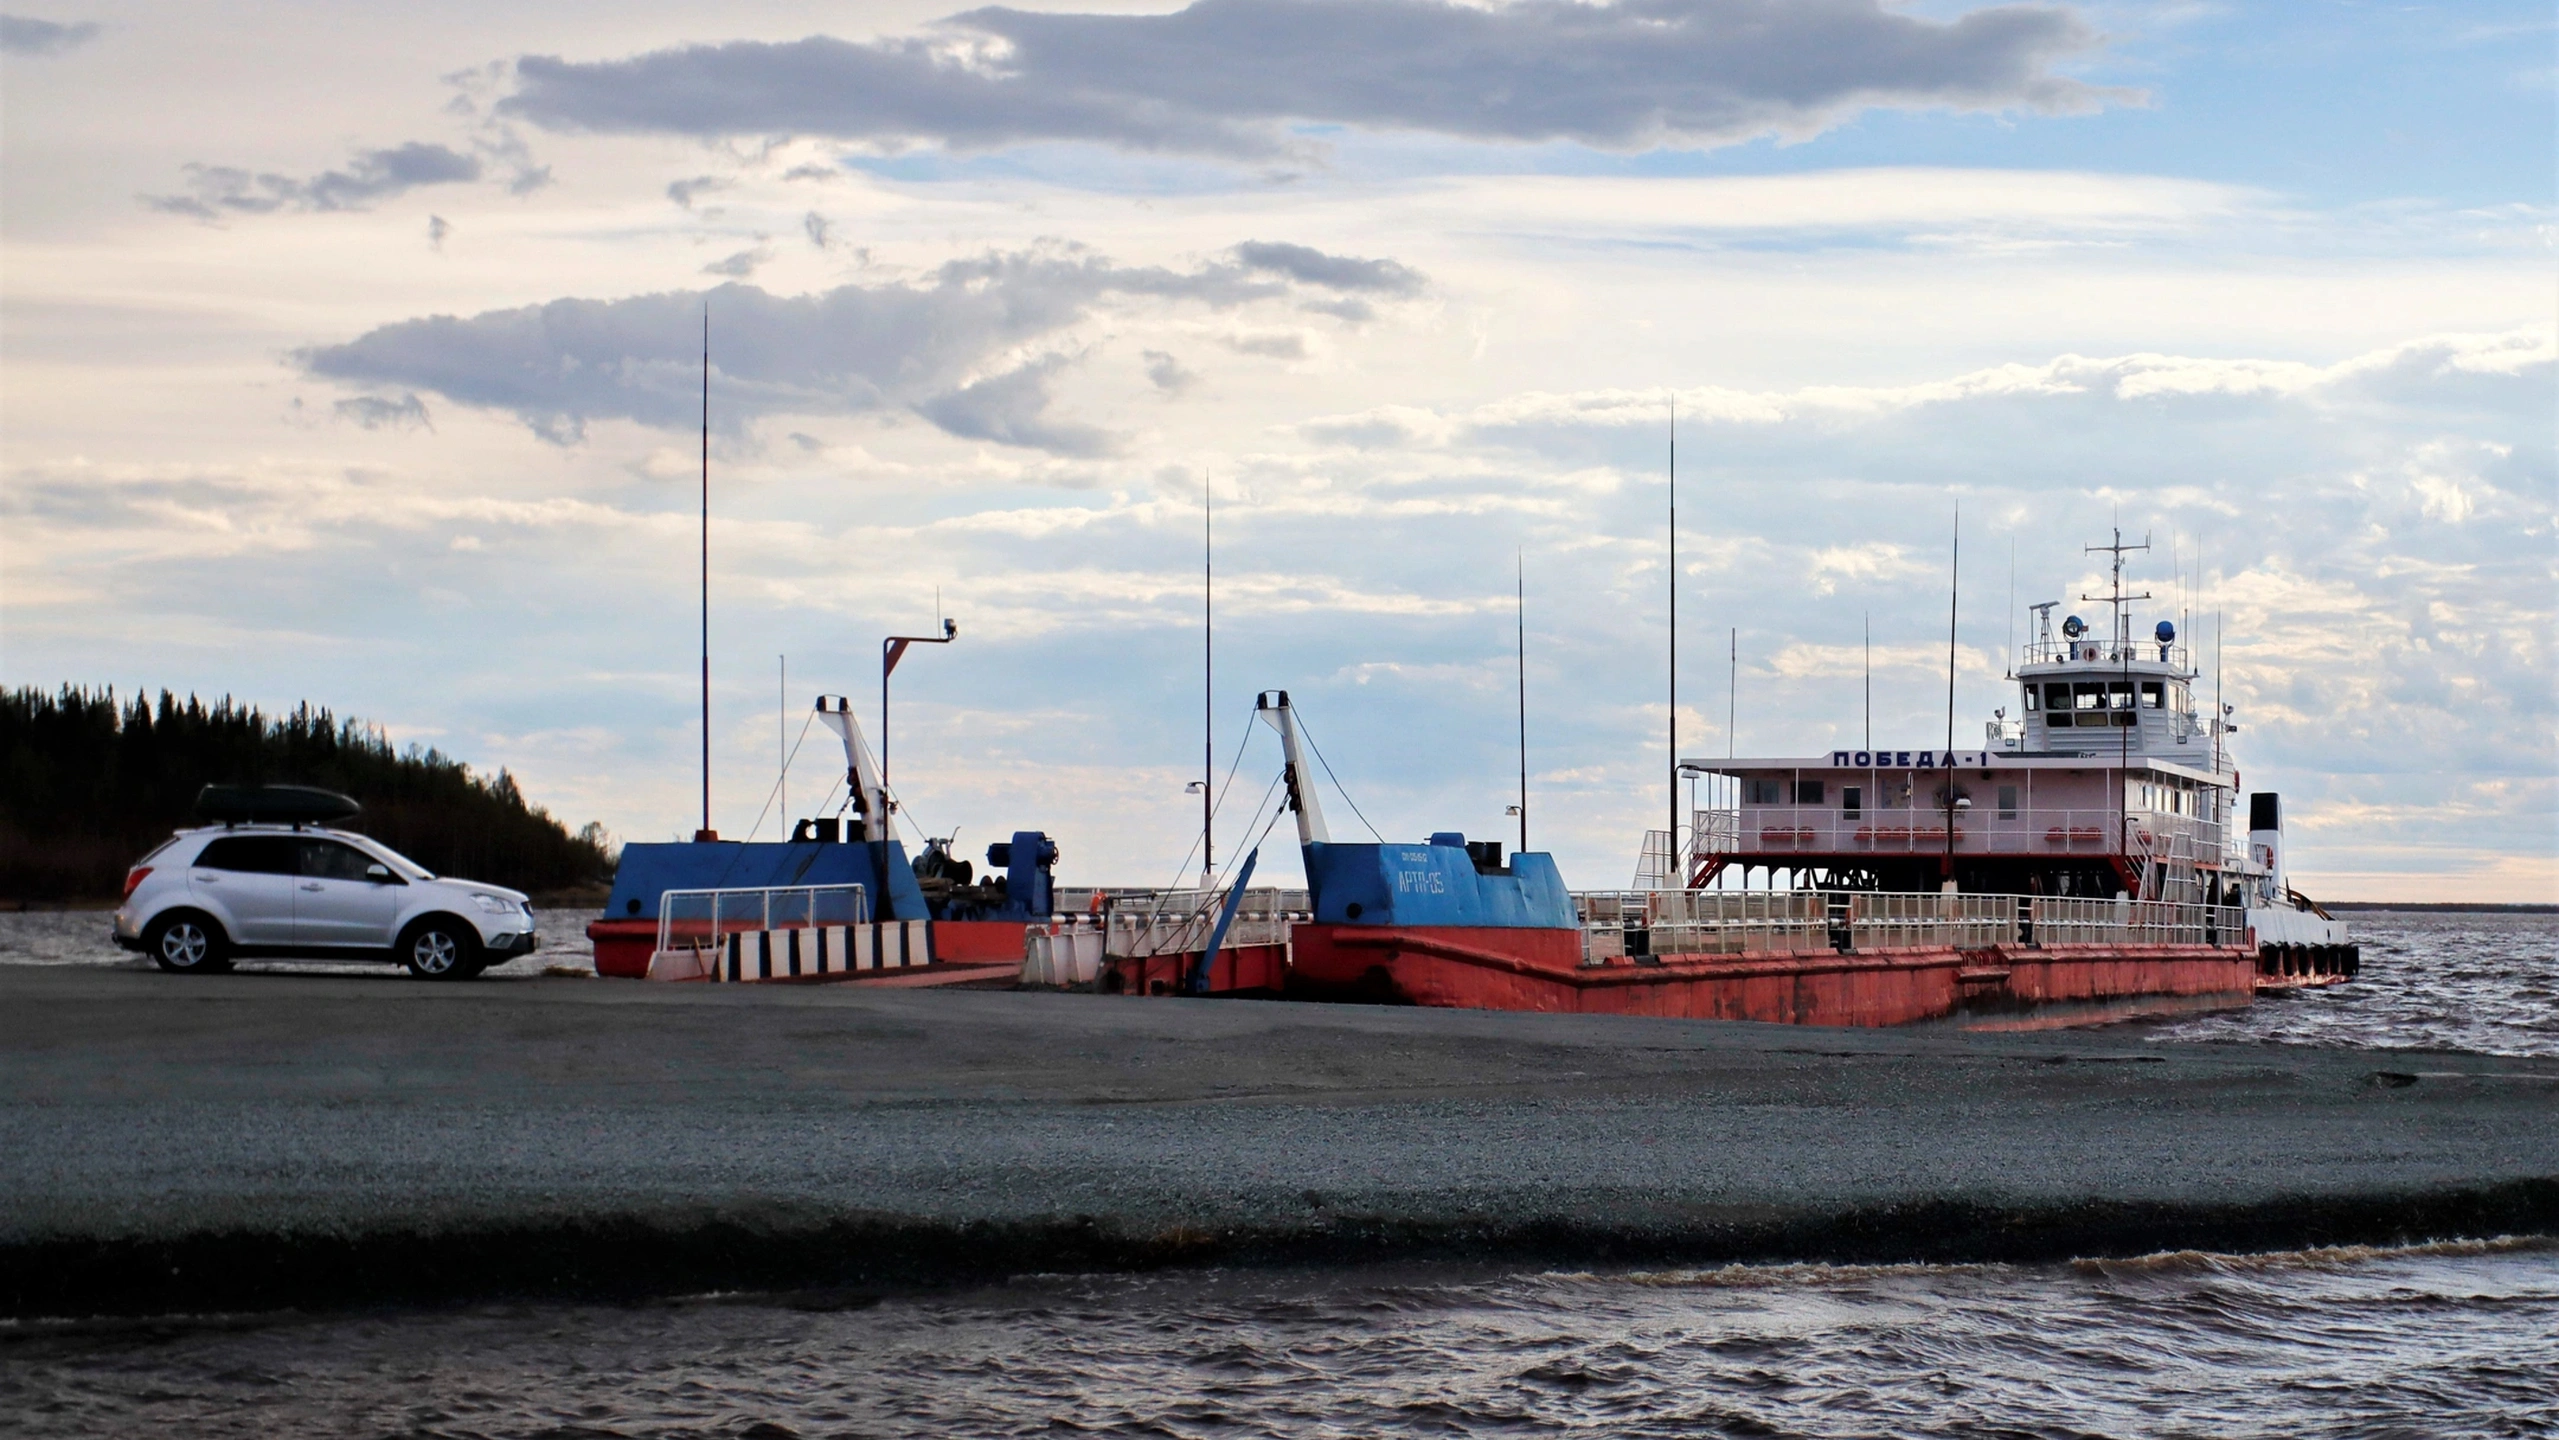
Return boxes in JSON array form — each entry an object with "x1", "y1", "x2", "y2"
[
  {"x1": 189, "y1": 835, "x2": 299, "y2": 943},
  {"x1": 293, "y1": 838, "x2": 404, "y2": 947}
]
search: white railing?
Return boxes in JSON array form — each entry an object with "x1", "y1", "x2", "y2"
[
  {"x1": 1571, "y1": 889, "x2": 2248, "y2": 962},
  {"x1": 1698, "y1": 805, "x2": 2224, "y2": 861},
  {"x1": 2020, "y1": 637, "x2": 2190, "y2": 670},
  {"x1": 2032, "y1": 898, "x2": 2242, "y2": 948},
  {"x1": 656, "y1": 884, "x2": 870, "y2": 961},
  {"x1": 1103, "y1": 887, "x2": 1305, "y2": 959},
  {"x1": 1648, "y1": 889, "x2": 1830, "y2": 956},
  {"x1": 1849, "y1": 892, "x2": 2015, "y2": 950}
]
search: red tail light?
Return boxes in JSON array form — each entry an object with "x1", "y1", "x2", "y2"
[{"x1": 121, "y1": 866, "x2": 152, "y2": 902}]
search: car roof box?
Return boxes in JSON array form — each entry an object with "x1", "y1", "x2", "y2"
[{"x1": 195, "y1": 784, "x2": 361, "y2": 825}]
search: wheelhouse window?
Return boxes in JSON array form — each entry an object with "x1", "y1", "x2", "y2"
[
  {"x1": 1841, "y1": 786, "x2": 1862, "y2": 818},
  {"x1": 2022, "y1": 687, "x2": 2040, "y2": 712},
  {"x1": 1794, "y1": 780, "x2": 1826, "y2": 805},
  {"x1": 2141, "y1": 681, "x2": 2165, "y2": 709},
  {"x1": 1744, "y1": 779, "x2": 1784, "y2": 805},
  {"x1": 2073, "y1": 682, "x2": 2104, "y2": 711},
  {"x1": 1997, "y1": 785, "x2": 2018, "y2": 819}
]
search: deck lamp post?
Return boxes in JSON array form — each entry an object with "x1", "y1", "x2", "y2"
[{"x1": 881, "y1": 618, "x2": 958, "y2": 791}]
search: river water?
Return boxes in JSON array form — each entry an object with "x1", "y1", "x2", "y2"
[
  {"x1": 4, "y1": 908, "x2": 2550, "y2": 1435},
  {"x1": 6, "y1": 1240, "x2": 2553, "y2": 1438}
]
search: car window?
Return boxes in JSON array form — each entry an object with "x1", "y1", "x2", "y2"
[
  {"x1": 195, "y1": 835, "x2": 298, "y2": 874},
  {"x1": 298, "y1": 840, "x2": 382, "y2": 881}
]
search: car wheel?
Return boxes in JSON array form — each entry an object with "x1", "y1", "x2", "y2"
[
  {"x1": 400, "y1": 917, "x2": 482, "y2": 981},
  {"x1": 145, "y1": 913, "x2": 232, "y2": 974}
]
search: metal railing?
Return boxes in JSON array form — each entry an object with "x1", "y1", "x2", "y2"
[
  {"x1": 2032, "y1": 898, "x2": 2241, "y2": 948},
  {"x1": 1572, "y1": 888, "x2": 2248, "y2": 961},
  {"x1": 1695, "y1": 805, "x2": 2225, "y2": 861},
  {"x1": 1848, "y1": 892, "x2": 2015, "y2": 950},
  {"x1": 1648, "y1": 889, "x2": 1830, "y2": 956},
  {"x1": 1103, "y1": 887, "x2": 1306, "y2": 959},
  {"x1": 2020, "y1": 637, "x2": 2191, "y2": 670},
  {"x1": 656, "y1": 884, "x2": 870, "y2": 962}
]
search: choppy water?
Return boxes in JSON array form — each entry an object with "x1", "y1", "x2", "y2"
[
  {"x1": 2140, "y1": 910, "x2": 2556, "y2": 1058},
  {"x1": 6, "y1": 1240, "x2": 2553, "y2": 1438}
]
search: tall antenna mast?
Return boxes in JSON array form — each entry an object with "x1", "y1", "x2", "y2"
[
  {"x1": 1943, "y1": 504, "x2": 1959, "y2": 885},
  {"x1": 1863, "y1": 612, "x2": 1871, "y2": 750},
  {"x1": 1516, "y1": 549, "x2": 1528, "y2": 855},
  {"x1": 778, "y1": 653, "x2": 786, "y2": 826},
  {"x1": 1666, "y1": 397, "x2": 1677, "y2": 860},
  {"x1": 697, "y1": 306, "x2": 712, "y2": 841},
  {"x1": 1203, "y1": 468, "x2": 1214, "y2": 888},
  {"x1": 1726, "y1": 627, "x2": 1736, "y2": 759}
]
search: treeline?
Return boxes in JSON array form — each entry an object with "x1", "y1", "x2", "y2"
[{"x1": 1, "y1": 687, "x2": 614, "y2": 901}]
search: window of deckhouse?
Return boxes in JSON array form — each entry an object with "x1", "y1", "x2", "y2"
[
  {"x1": 1842, "y1": 786, "x2": 1862, "y2": 817},
  {"x1": 2023, "y1": 687, "x2": 2040, "y2": 711},
  {"x1": 1997, "y1": 785, "x2": 2018, "y2": 819},
  {"x1": 2070, "y1": 682, "x2": 2101, "y2": 711},
  {"x1": 2141, "y1": 681, "x2": 2164, "y2": 708},
  {"x1": 1795, "y1": 780, "x2": 1826, "y2": 805},
  {"x1": 1745, "y1": 779, "x2": 1784, "y2": 805}
]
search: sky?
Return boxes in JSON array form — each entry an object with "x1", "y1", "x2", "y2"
[{"x1": 2, "y1": 0, "x2": 2551, "y2": 902}]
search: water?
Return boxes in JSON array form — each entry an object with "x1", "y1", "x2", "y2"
[
  {"x1": 2139, "y1": 910, "x2": 2557, "y2": 1059},
  {"x1": 5, "y1": 1240, "x2": 2552, "y2": 1438}
]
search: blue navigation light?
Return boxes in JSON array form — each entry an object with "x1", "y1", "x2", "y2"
[
  {"x1": 2061, "y1": 615, "x2": 2087, "y2": 638},
  {"x1": 2155, "y1": 620, "x2": 2177, "y2": 643}
]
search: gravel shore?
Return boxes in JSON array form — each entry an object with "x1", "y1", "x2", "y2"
[{"x1": 3, "y1": 965, "x2": 2552, "y2": 1315}]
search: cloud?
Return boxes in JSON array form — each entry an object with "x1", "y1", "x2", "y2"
[
  {"x1": 143, "y1": 142, "x2": 482, "y2": 218},
  {"x1": 500, "y1": 0, "x2": 2132, "y2": 159},
  {"x1": 701, "y1": 246, "x2": 771, "y2": 277},
  {"x1": 427, "y1": 215, "x2": 452, "y2": 250},
  {"x1": 666, "y1": 175, "x2": 729, "y2": 210},
  {"x1": 1234, "y1": 240, "x2": 1423, "y2": 295},
  {"x1": 915, "y1": 355, "x2": 1122, "y2": 457},
  {"x1": 332, "y1": 393, "x2": 433, "y2": 431},
  {"x1": 803, "y1": 211, "x2": 832, "y2": 248},
  {"x1": 1141, "y1": 350, "x2": 1197, "y2": 394},
  {"x1": 0, "y1": 14, "x2": 98, "y2": 55},
  {"x1": 1223, "y1": 331, "x2": 1308, "y2": 360},
  {"x1": 297, "y1": 241, "x2": 1421, "y2": 454}
]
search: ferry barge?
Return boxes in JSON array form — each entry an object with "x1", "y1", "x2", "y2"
[{"x1": 1276, "y1": 535, "x2": 2353, "y2": 1028}]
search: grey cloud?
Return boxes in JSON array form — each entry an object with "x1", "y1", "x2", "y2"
[
  {"x1": 667, "y1": 175, "x2": 729, "y2": 210},
  {"x1": 1142, "y1": 349, "x2": 1197, "y2": 394},
  {"x1": 428, "y1": 215, "x2": 452, "y2": 250},
  {"x1": 298, "y1": 242, "x2": 1406, "y2": 456},
  {"x1": 701, "y1": 246, "x2": 770, "y2": 276},
  {"x1": 803, "y1": 211, "x2": 832, "y2": 248},
  {"x1": 501, "y1": 0, "x2": 2126, "y2": 158},
  {"x1": 915, "y1": 356, "x2": 1121, "y2": 457},
  {"x1": 0, "y1": 14, "x2": 99, "y2": 55},
  {"x1": 143, "y1": 143, "x2": 482, "y2": 218},
  {"x1": 333, "y1": 393, "x2": 433, "y2": 431},
  {"x1": 1235, "y1": 240, "x2": 1421, "y2": 296},
  {"x1": 1224, "y1": 332, "x2": 1307, "y2": 360}
]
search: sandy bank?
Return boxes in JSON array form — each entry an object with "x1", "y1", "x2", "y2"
[{"x1": 2, "y1": 966, "x2": 2552, "y2": 1315}]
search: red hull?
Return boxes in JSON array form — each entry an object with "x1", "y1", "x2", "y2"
[
  {"x1": 1285, "y1": 924, "x2": 2257, "y2": 1028},
  {"x1": 1103, "y1": 943, "x2": 1291, "y2": 997}
]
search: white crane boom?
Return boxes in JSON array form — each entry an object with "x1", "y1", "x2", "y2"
[
  {"x1": 813, "y1": 695, "x2": 895, "y2": 845},
  {"x1": 1253, "y1": 690, "x2": 1330, "y2": 846}
]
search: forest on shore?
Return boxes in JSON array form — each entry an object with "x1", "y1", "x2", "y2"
[{"x1": 1, "y1": 686, "x2": 613, "y2": 901}]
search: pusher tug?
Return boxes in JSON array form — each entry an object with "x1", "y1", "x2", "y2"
[
  {"x1": 587, "y1": 695, "x2": 1061, "y2": 981},
  {"x1": 1270, "y1": 534, "x2": 2353, "y2": 1028}
]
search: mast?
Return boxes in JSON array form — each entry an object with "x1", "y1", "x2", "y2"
[
  {"x1": 697, "y1": 307, "x2": 712, "y2": 841},
  {"x1": 1203, "y1": 469, "x2": 1214, "y2": 887},
  {"x1": 1666, "y1": 398, "x2": 1676, "y2": 862},
  {"x1": 1516, "y1": 550, "x2": 1528, "y2": 855},
  {"x1": 1943, "y1": 505, "x2": 1959, "y2": 884}
]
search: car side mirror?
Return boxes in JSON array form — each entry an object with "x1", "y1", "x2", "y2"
[{"x1": 367, "y1": 864, "x2": 398, "y2": 883}]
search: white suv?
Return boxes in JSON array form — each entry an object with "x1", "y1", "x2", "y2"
[{"x1": 111, "y1": 825, "x2": 538, "y2": 979}]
